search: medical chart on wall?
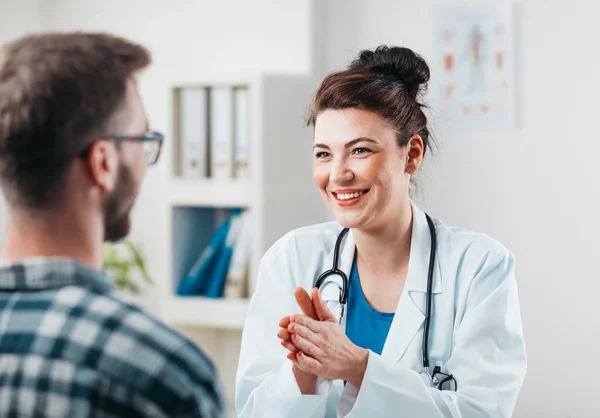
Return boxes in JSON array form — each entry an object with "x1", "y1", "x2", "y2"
[{"x1": 433, "y1": 3, "x2": 517, "y2": 131}]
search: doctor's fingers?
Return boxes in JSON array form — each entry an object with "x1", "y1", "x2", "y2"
[
  {"x1": 291, "y1": 323, "x2": 330, "y2": 353},
  {"x1": 278, "y1": 315, "x2": 292, "y2": 328},
  {"x1": 295, "y1": 351, "x2": 322, "y2": 375},
  {"x1": 295, "y1": 287, "x2": 318, "y2": 320},
  {"x1": 280, "y1": 338, "x2": 299, "y2": 353},
  {"x1": 277, "y1": 327, "x2": 293, "y2": 340},
  {"x1": 290, "y1": 315, "x2": 324, "y2": 333},
  {"x1": 288, "y1": 320, "x2": 331, "y2": 347},
  {"x1": 291, "y1": 333, "x2": 325, "y2": 360}
]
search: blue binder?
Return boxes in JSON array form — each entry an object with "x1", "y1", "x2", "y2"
[
  {"x1": 176, "y1": 210, "x2": 242, "y2": 298},
  {"x1": 176, "y1": 218, "x2": 231, "y2": 296}
]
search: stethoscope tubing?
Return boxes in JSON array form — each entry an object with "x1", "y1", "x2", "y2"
[{"x1": 314, "y1": 214, "x2": 437, "y2": 373}]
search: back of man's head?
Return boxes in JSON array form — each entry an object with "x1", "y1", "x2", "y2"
[{"x1": 0, "y1": 32, "x2": 154, "y2": 242}]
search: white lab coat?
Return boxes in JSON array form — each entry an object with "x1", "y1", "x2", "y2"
[{"x1": 235, "y1": 204, "x2": 527, "y2": 418}]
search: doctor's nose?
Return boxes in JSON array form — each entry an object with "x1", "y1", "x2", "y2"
[{"x1": 329, "y1": 158, "x2": 354, "y2": 183}]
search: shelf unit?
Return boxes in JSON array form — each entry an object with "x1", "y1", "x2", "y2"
[
  {"x1": 158, "y1": 73, "x2": 327, "y2": 325},
  {"x1": 161, "y1": 296, "x2": 248, "y2": 330},
  {"x1": 167, "y1": 178, "x2": 251, "y2": 208},
  {"x1": 156, "y1": 72, "x2": 328, "y2": 414}
]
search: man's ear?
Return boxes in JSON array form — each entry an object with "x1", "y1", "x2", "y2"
[
  {"x1": 86, "y1": 140, "x2": 118, "y2": 192},
  {"x1": 405, "y1": 135, "x2": 424, "y2": 175}
]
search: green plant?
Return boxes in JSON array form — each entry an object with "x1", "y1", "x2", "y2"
[{"x1": 102, "y1": 240, "x2": 153, "y2": 295}]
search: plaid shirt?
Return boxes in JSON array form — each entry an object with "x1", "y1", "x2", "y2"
[{"x1": 0, "y1": 258, "x2": 225, "y2": 417}]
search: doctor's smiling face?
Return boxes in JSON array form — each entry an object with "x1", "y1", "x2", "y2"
[
  {"x1": 312, "y1": 108, "x2": 423, "y2": 231},
  {"x1": 307, "y1": 46, "x2": 432, "y2": 232}
]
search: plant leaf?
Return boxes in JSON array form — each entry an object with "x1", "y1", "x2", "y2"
[
  {"x1": 103, "y1": 239, "x2": 153, "y2": 295},
  {"x1": 126, "y1": 241, "x2": 153, "y2": 284}
]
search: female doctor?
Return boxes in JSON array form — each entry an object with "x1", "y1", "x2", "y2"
[{"x1": 235, "y1": 45, "x2": 527, "y2": 418}]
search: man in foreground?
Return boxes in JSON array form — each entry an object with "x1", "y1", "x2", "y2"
[{"x1": 0, "y1": 31, "x2": 224, "y2": 417}]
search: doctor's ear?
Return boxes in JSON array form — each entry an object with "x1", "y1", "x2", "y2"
[{"x1": 404, "y1": 135, "x2": 424, "y2": 175}]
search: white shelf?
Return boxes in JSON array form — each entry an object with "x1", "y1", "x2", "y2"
[
  {"x1": 167, "y1": 178, "x2": 251, "y2": 208},
  {"x1": 162, "y1": 296, "x2": 249, "y2": 330}
]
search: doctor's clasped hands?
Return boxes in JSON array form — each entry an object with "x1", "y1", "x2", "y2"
[{"x1": 278, "y1": 288, "x2": 369, "y2": 389}]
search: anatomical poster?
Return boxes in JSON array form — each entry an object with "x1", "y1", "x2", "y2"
[{"x1": 433, "y1": 3, "x2": 517, "y2": 131}]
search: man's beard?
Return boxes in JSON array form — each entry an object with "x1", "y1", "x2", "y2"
[{"x1": 103, "y1": 162, "x2": 137, "y2": 243}]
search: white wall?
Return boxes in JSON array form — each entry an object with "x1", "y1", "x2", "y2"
[
  {"x1": 0, "y1": 0, "x2": 46, "y2": 246},
  {"x1": 326, "y1": 0, "x2": 600, "y2": 417},
  {"x1": 0, "y1": 0, "x2": 44, "y2": 43}
]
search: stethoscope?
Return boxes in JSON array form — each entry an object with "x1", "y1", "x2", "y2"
[{"x1": 314, "y1": 213, "x2": 457, "y2": 391}]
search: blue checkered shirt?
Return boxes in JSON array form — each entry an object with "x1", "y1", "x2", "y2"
[{"x1": 0, "y1": 258, "x2": 225, "y2": 417}]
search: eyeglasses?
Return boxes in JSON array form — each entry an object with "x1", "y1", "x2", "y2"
[{"x1": 80, "y1": 130, "x2": 164, "y2": 166}]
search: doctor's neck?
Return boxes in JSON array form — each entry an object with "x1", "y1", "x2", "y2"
[{"x1": 352, "y1": 200, "x2": 413, "y2": 277}]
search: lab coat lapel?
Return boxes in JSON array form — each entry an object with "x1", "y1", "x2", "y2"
[{"x1": 381, "y1": 203, "x2": 443, "y2": 364}]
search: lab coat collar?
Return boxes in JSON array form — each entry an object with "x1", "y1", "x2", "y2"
[
  {"x1": 405, "y1": 202, "x2": 442, "y2": 294},
  {"x1": 320, "y1": 202, "x2": 442, "y2": 297},
  {"x1": 381, "y1": 202, "x2": 443, "y2": 362}
]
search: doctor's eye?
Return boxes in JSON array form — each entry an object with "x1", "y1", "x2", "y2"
[
  {"x1": 352, "y1": 147, "x2": 372, "y2": 156},
  {"x1": 315, "y1": 151, "x2": 331, "y2": 159}
]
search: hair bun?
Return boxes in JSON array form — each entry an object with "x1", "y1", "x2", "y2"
[{"x1": 350, "y1": 45, "x2": 430, "y2": 100}]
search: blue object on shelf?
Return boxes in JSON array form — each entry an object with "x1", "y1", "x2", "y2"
[
  {"x1": 202, "y1": 241, "x2": 234, "y2": 298},
  {"x1": 176, "y1": 209, "x2": 243, "y2": 298},
  {"x1": 176, "y1": 218, "x2": 231, "y2": 296},
  {"x1": 204, "y1": 210, "x2": 244, "y2": 298}
]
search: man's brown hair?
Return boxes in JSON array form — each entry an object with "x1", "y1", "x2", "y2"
[{"x1": 0, "y1": 31, "x2": 151, "y2": 209}]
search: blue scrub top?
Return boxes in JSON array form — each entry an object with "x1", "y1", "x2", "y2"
[{"x1": 345, "y1": 256, "x2": 395, "y2": 356}]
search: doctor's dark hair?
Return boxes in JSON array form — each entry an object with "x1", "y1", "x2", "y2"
[{"x1": 307, "y1": 45, "x2": 433, "y2": 157}]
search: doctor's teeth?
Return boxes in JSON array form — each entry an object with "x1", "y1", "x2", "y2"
[{"x1": 337, "y1": 191, "x2": 365, "y2": 200}]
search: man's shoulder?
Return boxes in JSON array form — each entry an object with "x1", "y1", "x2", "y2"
[{"x1": 54, "y1": 286, "x2": 222, "y2": 403}]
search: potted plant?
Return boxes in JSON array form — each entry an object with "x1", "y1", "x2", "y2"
[{"x1": 102, "y1": 240, "x2": 154, "y2": 301}]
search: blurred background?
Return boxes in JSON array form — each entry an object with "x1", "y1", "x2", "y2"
[{"x1": 1, "y1": 1, "x2": 598, "y2": 417}]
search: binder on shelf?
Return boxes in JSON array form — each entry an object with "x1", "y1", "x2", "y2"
[
  {"x1": 224, "y1": 210, "x2": 251, "y2": 298},
  {"x1": 209, "y1": 87, "x2": 235, "y2": 180},
  {"x1": 176, "y1": 209, "x2": 246, "y2": 299},
  {"x1": 203, "y1": 210, "x2": 244, "y2": 298},
  {"x1": 176, "y1": 215, "x2": 232, "y2": 297},
  {"x1": 179, "y1": 88, "x2": 208, "y2": 178},
  {"x1": 233, "y1": 87, "x2": 250, "y2": 180}
]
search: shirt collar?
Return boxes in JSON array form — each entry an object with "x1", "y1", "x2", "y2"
[{"x1": 0, "y1": 257, "x2": 114, "y2": 294}]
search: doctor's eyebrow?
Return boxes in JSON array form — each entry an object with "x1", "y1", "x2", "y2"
[{"x1": 312, "y1": 137, "x2": 378, "y2": 150}]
